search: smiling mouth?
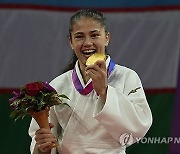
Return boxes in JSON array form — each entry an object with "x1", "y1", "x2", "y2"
[{"x1": 82, "y1": 50, "x2": 96, "y2": 55}]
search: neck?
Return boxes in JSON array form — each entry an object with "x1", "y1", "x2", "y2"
[{"x1": 78, "y1": 62, "x2": 90, "y2": 84}]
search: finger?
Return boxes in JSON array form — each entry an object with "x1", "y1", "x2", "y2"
[
  {"x1": 35, "y1": 131, "x2": 56, "y2": 144},
  {"x1": 86, "y1": 62, "x2": 101, "y2": 69},
  {"x1": 38, "y1": 142, "x2": 52, "y2": 152},
  {"x1": 36, "y1": 138, "x2": 57, "y2": 145},
  {"x1": 35, "y1": 133, "x2": 55, "y2": 141},
  {"x1": 86, "y1": 64, "x2": 103, "y2": 74},
  {"x1": 86, "y1": 61, "x2": 106, "y2": 72},
  {"x1": 86, "y1": 68, "x2": 101, "y2": 76},
  {"x1": 36, "y1": 138, "x2": 56, "y2": 145},
  {"x1": 35, "y1": 128, "x2": 50, "y2": 135},
  {"x1": 86, "y1": 70, "x2": 97, "y2": 79},
  {"x1": 95, "y1": 60, "x2": 106, "y2": 69},
  {"x1": 37, "y1": 138, "x2": 58, "y2": 152},
  {"x1": 88, "y1": 65, "x2": 107, "y2": 76}
]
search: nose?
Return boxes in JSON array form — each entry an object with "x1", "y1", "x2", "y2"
[{"x1": 83, "y1": 37, "x2": 92, "y2": 47}]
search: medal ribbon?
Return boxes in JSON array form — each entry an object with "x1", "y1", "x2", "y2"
[{"x1": 72, "y1": 58, "x2": 115, "y2": 95}]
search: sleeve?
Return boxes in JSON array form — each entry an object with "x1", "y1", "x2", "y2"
[
  {"x1": 28, "y1": 118, "x2": 39, "y2": 154},
  {"x1": 28, "y1": 107, "x2": 62, "y2": 154},
  {"x1": 93, "y1": 70, "x2": 152, "y2": 144}
]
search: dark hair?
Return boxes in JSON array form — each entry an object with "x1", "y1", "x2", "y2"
[
  {"x1": 69, "y1": 9, "x2": 108, "y2": 38},
  {"x1": 63, "y1": 9, "x2": 108, "y2": 73},
  {"x1": 62, "y1": 53, "x2": 78, "y2": 73}
]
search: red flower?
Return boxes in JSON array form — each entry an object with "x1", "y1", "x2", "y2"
[{"x1": 25, "y1": 82, "x2": 43, "y2": 96}]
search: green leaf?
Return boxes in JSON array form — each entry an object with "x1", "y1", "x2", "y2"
[
  {"x1": 11, "y1": 99, "x2": 21, "y2": 107},
  {"x1": 15, "y1": 113, "x2": 28, "y2": 121},
  {"x1": 37, "y1": 100, "x2": 46, "y2": 111},
  {"x1": 9, "y1": 110, "x2": 18, "y2": 119},
  {"x1": 21, "y1": 104, "x2": 28, "y2": 112},
  {"x1": 25, "y1": 105, "x2": 35, "y2": 111},
  {"x1": 58, "y1": 94, "x2": 70, "y2": 100}
]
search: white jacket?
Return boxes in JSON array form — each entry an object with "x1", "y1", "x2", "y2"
[{"x1": 29, "y1": 57, "x2": 152, "y2": 154}]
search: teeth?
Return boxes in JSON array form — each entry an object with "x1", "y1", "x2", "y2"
[
  {"x1": 82, "y1": 50, "x2": 96, "y2": 55},
  {"x1": 83, "y1": 50, "x2": 95, "y2": 54}
]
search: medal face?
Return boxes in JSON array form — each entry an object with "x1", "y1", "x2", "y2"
[{"x1": 86, "y1": 53, "x2": 106, "y2": 66}]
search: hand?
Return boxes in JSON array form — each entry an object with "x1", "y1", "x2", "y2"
[
  {"x1": 85, "y1": 60, "x2": 107, "y2": 102},
  {"x1": 35, "y1": 123, "x2": 57, "y2": 153}
]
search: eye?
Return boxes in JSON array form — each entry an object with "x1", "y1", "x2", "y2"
[
  {"x1": 74, "y1": 35, "x2": 84, "y2": 40},
  {"x1": 91, "y1": 33, "x2": 100, "y2": 39}
]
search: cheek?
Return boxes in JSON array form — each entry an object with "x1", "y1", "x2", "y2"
[
  {"x1": 96, "y1": 40, "x2": 107, "y2": 53},
  {"x1": 74, "y1": 43, "x2": 82, "y2": 51},
  {"x1": 72, "y1": 40, "x2": 83, "y2": 48},
  {"x1": 95, "y1": 40, "x2": 106, "y2": 48}
]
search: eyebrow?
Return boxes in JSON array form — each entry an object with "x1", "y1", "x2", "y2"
[
  {"x1": 91, "y1": 30, "x2": 100, "y2": 33},
  {"x1": 74, "y1": 30, "x2": 100, "y2": 35}
]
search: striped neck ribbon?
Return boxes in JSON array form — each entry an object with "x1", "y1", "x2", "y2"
[{"x1": 72, "y1": 58, "x2": 115, "y2": 95}]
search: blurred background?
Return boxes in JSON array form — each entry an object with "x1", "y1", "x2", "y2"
[{"x1": 0, "y1": 0, "x2": 180, "y2": 154}]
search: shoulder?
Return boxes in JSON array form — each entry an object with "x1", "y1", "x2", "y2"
[
  {"x1": 109, "y1": 64, "x2": 142, "y2": 86},
  {"x1": 49, "y1": 70, "x2": 72, "y2": 91},
  {"x1": 110, "y1": 64, "x2": 144, "y2": 94},
  {"x1": 113, "y1": 64, "x2": 139, "y2": 78}
]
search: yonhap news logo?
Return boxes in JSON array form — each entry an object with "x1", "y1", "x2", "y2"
[
  {"x1": 119, "y1": 132, "x2": 180, "y2": 146},
  {"x1": 119, "y1": 132, "x2": 134, "y2": 147}
]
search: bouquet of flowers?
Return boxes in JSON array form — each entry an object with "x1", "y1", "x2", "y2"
[{"x1": 9, "y1": 81, "x2": 69, "y2": 129}]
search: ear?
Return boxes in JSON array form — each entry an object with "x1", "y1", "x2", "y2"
[{"x1": 105, "y1": 32, "x2": 110, "y2": 46}]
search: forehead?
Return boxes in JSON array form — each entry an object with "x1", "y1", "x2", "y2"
[{"x1": 71, "y1": 17, "x2": 104, "y2": 33}]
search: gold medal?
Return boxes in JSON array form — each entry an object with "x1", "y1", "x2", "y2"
[{"x1": 86, "y1": 53, "x2": 106, "y2": 66}]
